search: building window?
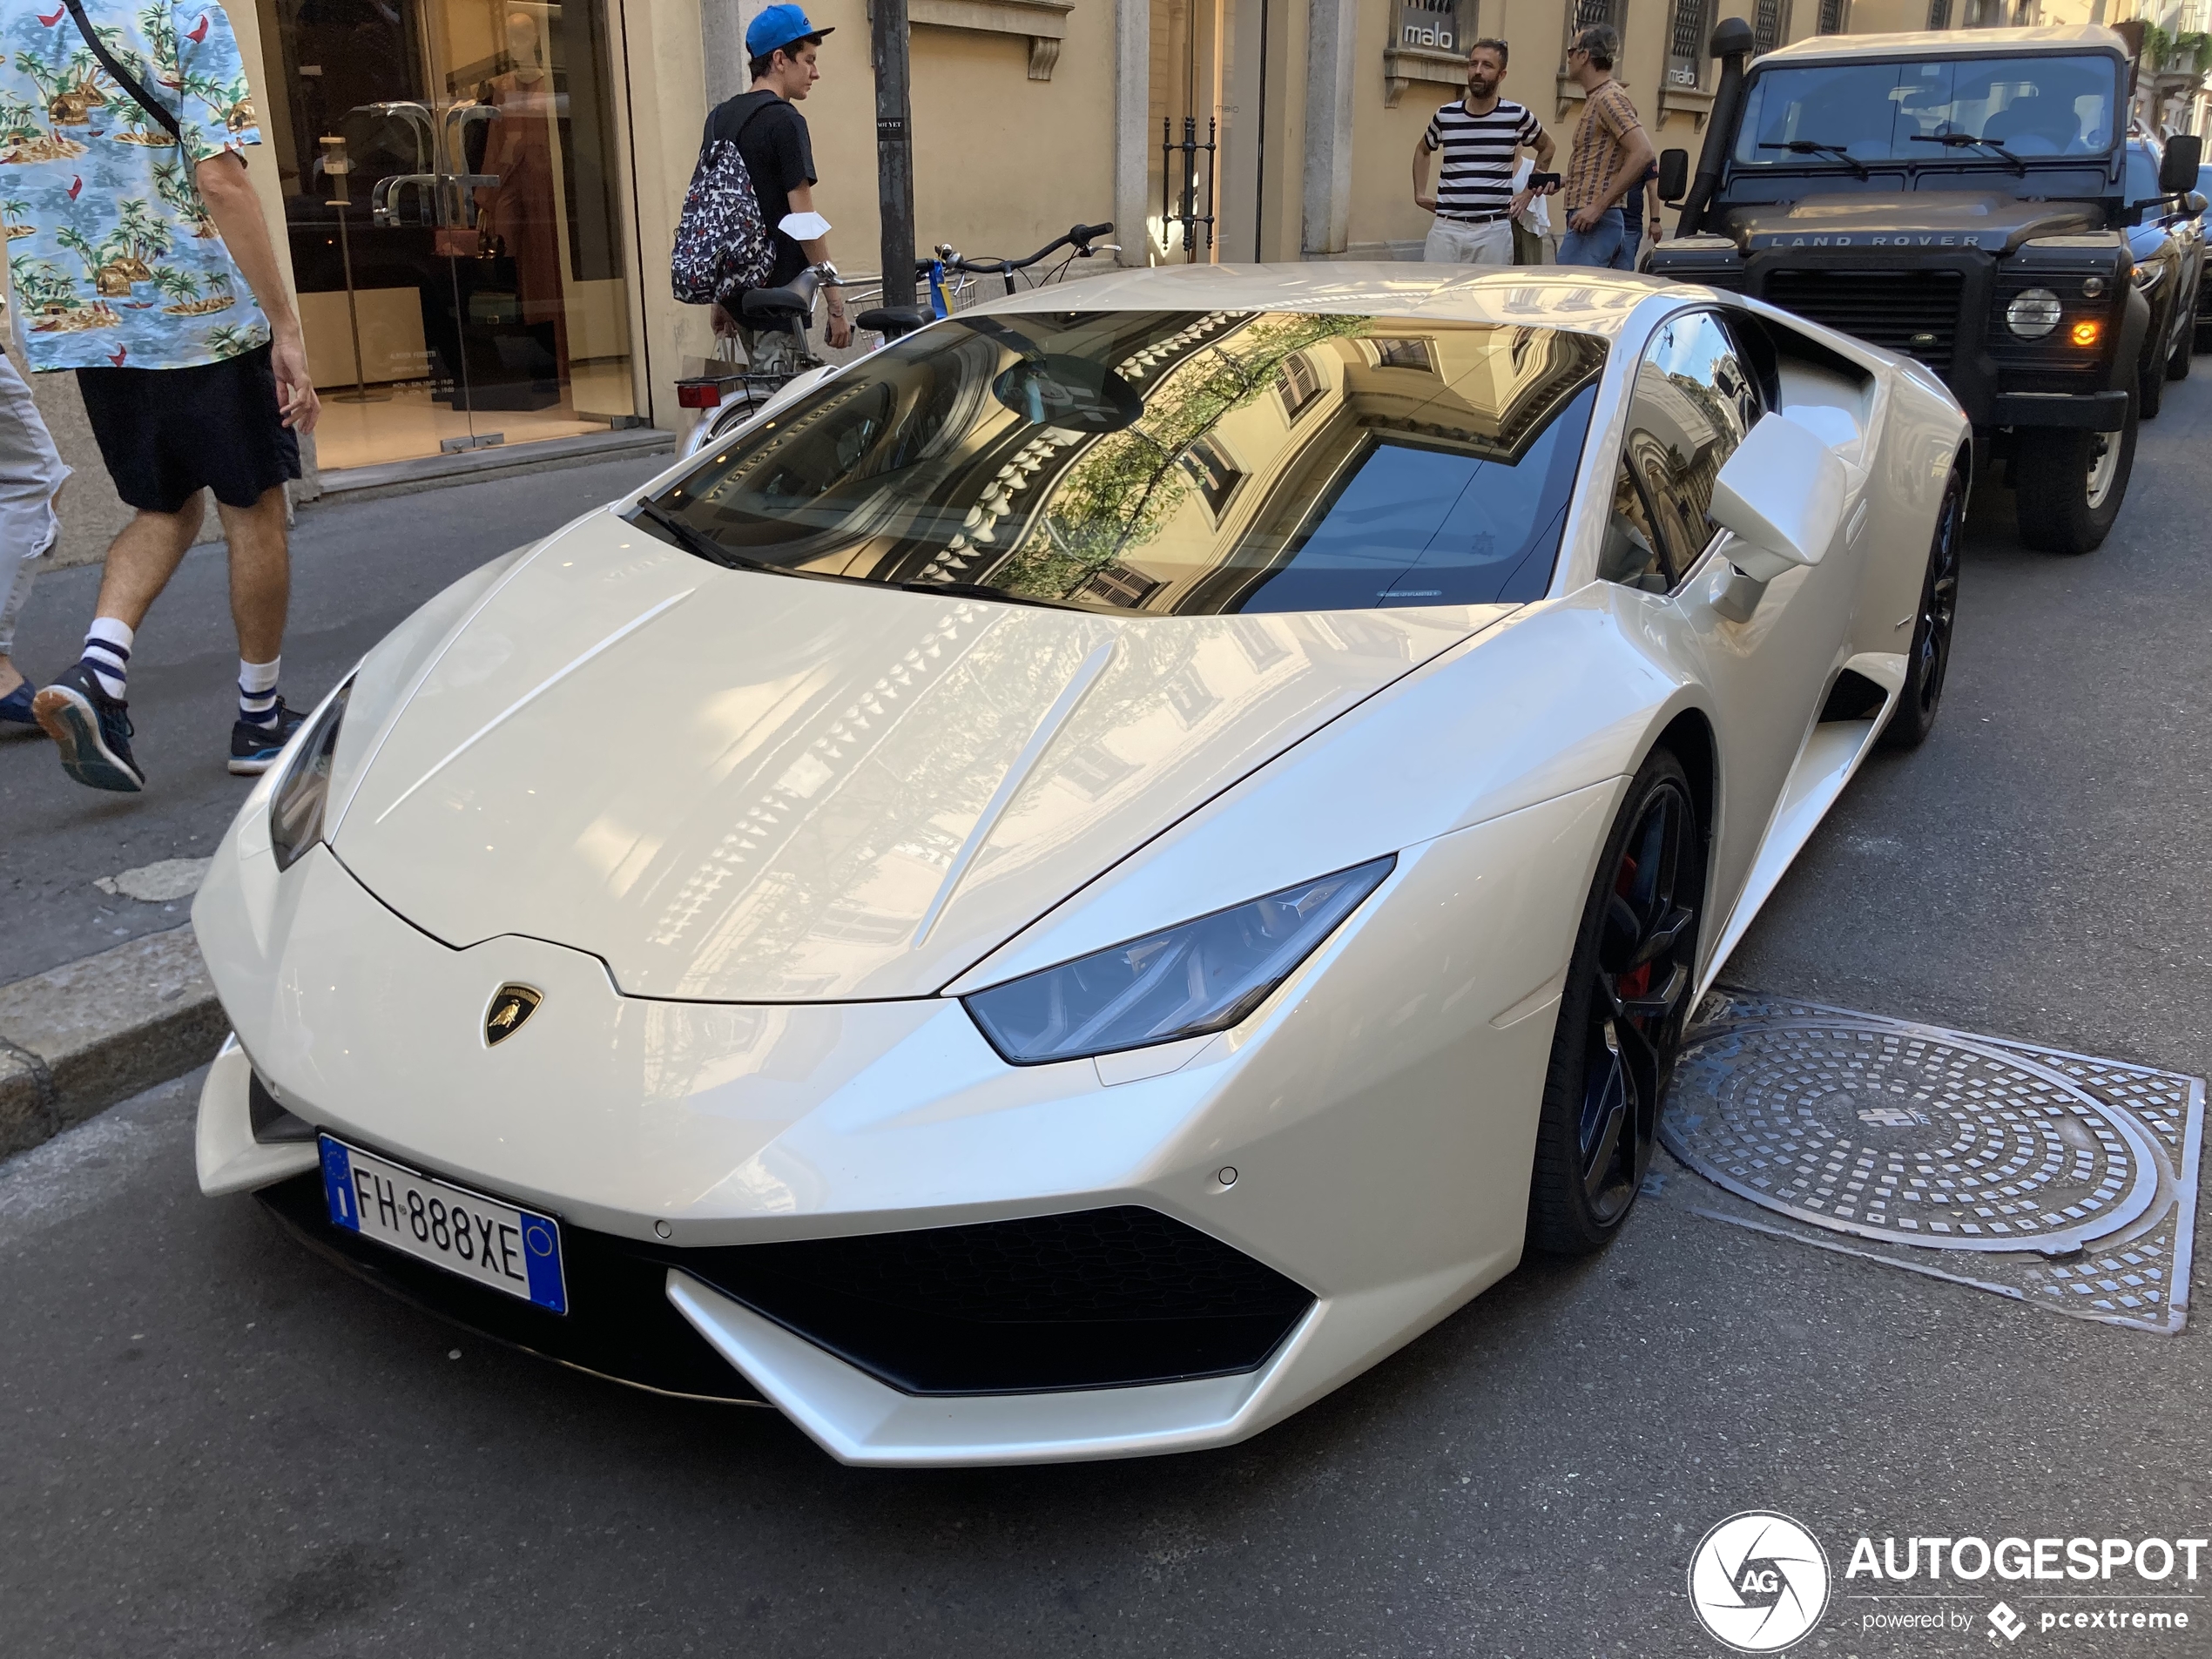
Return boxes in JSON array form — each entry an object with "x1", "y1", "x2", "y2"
[
  {"x1": 1669, "y1": 0, "x2": 1711, "y2": 89},
  {"x1": 1927, "y1": 0, "x2": 1952, "y2": 26},
  {"x1": 1372, "y1": 337, "x2": 1436, "y2": 371},
  {"x1": 1275, "y1": 352, "x2": 1323, "y2": 421},
  {"x1": 1754, "y1": 0, "x2": 1788, "y2": 55},
  {"x1": 1817, "y1": 0, "x2": 1847, "y2": 35}
]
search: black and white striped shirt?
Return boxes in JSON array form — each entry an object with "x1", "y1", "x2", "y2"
[{"x1": 1422, "y1": 98, "x2": 1545, "y2": 220}]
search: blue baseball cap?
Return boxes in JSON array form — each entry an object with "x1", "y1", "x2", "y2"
[{"x1": 746, "y1": 3, "x2": 831, "y2": 58}]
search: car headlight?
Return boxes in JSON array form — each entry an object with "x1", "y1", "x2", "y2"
[
  {"x1": 2133, "y1": 260, "x2": 2163, "y2": 293},
  {"x1": 2004, "y1": 287, "x2": 2062, "y2": 339},
  {"x1": 269, "y1": 678, "x2": 353, "y2": 872},
  {"x1": 963, "y1": 856, "x2": 1395, "y2": 1065}
]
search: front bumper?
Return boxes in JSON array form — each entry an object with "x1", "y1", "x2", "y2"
[
  {"x1": 192, "y1": 779, "x2": 1615, "y2": 1462},
  {"x1": 1990, "y1": 388, "x2": 2130, "y2": 430}
]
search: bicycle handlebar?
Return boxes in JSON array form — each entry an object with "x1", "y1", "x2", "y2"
[{"x1": 921, "y1": 221, "x2": 1114, "y2": 277}]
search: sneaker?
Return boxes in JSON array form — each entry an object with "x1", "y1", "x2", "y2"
[
  {"x1": 229, "y1": 698, "x2": 307, "y2": 776},
  {"x1": 32, "y1": 663, "x2": 145, "y2": 792},
  {"x1": 0, "y1": 678, "x2": 40, "y2": 736}
]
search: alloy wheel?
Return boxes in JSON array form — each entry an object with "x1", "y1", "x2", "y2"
[
  {"x1": 2086, "y1": 428, "x2": 2122, "y2": 510},
  {"x1": 1912, "y1": 482, "x2": 1962, "y2": 718},
  {"x1": 1577, "y1": 780, "x2": 1698, "y2": 1224}
]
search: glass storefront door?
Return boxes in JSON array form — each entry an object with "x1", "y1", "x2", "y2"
[{"x1": 258, "y1": 0, "x2": 637, "y2": 470}]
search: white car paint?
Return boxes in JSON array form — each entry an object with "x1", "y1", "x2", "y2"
[{"x1": 193, "y1": 265, "x2": 1970, "y2": 1466}]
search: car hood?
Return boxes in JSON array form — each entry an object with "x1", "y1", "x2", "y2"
[
  {"x1": 329, "y1": 510, "x2": 1505, "y2": 1001},
  {"x1": 1720, "y1": 191, "x2": 2101, "y2": 253}
]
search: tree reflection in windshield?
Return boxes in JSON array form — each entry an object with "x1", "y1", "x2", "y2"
[{"x1": 643, "y1": 308, "x2": 1607, "y2": 616}]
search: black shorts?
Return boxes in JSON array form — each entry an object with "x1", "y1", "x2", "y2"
[{"x1": 77, "y1": 344, "x2": 301, "y2": 514}]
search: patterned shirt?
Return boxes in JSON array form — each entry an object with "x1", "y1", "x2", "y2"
[
  {"x1": 1562, "y1": 79, "x2": 1644, "y2": 215},
  {"x1": 0, "y1": 0, "x2": 266, "y2": 372},
  {"x1": 1422, "y1": 98, "x2": 1544, "y2": 220}
]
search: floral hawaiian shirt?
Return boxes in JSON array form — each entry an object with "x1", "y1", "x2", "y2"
[{"x1": 0, "y1": 0, "x2": 266, "y2": 372}]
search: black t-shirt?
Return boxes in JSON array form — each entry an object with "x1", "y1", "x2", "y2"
[{"x1": 703, "y1": 90, "x2": 816, "y2": 290}]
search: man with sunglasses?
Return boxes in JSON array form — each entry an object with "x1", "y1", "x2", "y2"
[{"x1": 1556, "y1": 24, "x2": 1655, "y2": 270}]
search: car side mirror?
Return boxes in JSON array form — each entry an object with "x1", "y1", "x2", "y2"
[
  {"x1": 1709, "y1": 414, "x2": 1849, "y2": 583},
  {"x1": 2159, "y1": 134, "x2": 2203, "y2": 196},
  {"x1": 1657, "y1": 147, "x2": 1690, "y2": 205}
]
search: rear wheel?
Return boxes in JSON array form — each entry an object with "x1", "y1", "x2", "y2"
[
  {"x1": 1527, "y1": 750, "x2": 1702, "y2": 1256},
  {"x1": 2013, "y1": 398, "x2": 2136, "y2": 556},
  {"x1": 1879, "y1": 469, "x2": 1964, "y2": 751}
]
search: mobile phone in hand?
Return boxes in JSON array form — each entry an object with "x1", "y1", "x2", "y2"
[{"x1": 1527, "y1": 171, "x2": 1562, "y2": 191}]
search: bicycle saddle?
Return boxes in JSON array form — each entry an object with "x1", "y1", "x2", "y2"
[{"x1": 856, "y1": 305, "x2": 931, "y2": 339}]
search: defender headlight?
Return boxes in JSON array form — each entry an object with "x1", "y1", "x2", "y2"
[
  {"x1": 268, "y1": 678, "x2": 353, "y2": 872},
  {"x1": 2005, "y1": 288, "x2": 2062, "y2": 339},
  {"x1": 964, "y1": 856, "x2": 1395, "y2": 1065}
]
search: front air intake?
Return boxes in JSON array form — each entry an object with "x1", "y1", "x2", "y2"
[{"x1": 680, "y1": 1206, "x2": 1316, "y2": 1396}]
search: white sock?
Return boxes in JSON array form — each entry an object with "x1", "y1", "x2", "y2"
[
  {"x1": 81, "y1": 617, "x2": 132, "y2": 702},
  {"x1": 239, "y1": 656, "x2": 280, "y2": 727}
]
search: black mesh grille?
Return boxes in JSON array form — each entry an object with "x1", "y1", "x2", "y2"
[
  {"x1": 1764, "y1": 269, "x2": 1966, "y2": 374},
  {"x1": 682, "y1": 1206, "x2": 1315, "y2": 1397},
  {"x1": 1986, "y1": 275, "x2": 2108, "y2": 393}
]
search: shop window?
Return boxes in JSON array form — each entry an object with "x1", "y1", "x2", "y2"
[
  {"x1": 1669, "y1": 0, "x2": 1711, "y2": 91},
  {"x1": 272, "y1": 0, "x2": 638, "y2": 471}
]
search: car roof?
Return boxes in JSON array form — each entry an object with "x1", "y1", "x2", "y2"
[
  {"x1": 978, "y1": 261, "x2": 1656, "y2": 338},
  {"x1": 1759, "y1": 24, "x2": 2126, "y2": 66}
]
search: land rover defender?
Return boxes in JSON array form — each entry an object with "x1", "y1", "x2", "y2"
[{"x1": 1646, "y1": 23, "x2": 2203, "y2": 555}]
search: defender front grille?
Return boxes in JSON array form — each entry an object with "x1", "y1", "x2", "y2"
[{"x1": 1763, "y1": 269, "x2": 1966, "y2": 374}]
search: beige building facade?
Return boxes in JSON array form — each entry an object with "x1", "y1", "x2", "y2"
[{"x1": 44, "y1": 0, "x2": 2152, "y2": 566}]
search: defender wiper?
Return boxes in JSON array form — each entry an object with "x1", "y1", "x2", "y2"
[
  {"x1": 1909, "y1": 132, "x2": 2027, "y2": 176},
  {"x1": 629, "y1": 497, "x2": 769, "y2": 573},
  {"x1": 1757, "y1": 139, "x2": 1871, "y2": 179}
]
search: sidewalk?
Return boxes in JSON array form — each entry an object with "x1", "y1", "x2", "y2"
[{"x1": 0, "y1": 449, "x2": 675, "y2": 1155}]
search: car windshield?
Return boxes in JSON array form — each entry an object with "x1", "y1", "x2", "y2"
[
  {"x1": 1733, "y1": 53, "x2": 2120, "y2": 168},
  {"x1": 637, "y1": 309, "x2": 1606, "y2": 616}
]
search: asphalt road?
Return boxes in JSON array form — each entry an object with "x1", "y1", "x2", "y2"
[
  {"x1": 3, "y1": 379, "x2": 2210, "y2": 1658},
  {"x1": 0, "y1": 454, "x2": 673, "y2": 981}
]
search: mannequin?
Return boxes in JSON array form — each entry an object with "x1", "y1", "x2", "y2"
[{"x1": 473, "y1": 10, "x2": 568, "y2": 384}]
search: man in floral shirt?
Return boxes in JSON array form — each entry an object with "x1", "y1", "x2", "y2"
[{"x1": 3, "y1": 0, "x2": 318, "y2": 792}]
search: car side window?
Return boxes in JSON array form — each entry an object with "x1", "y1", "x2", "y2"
[{"x1": 1599, "y1": 312, "x2": 1764, "y2": 594}]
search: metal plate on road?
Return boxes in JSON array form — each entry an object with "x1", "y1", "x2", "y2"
[
  {"x1": 1663, "y1": 992, "x2": 2203, "y2": 1333},
  {"x1": 319, "y1": 1136, "x2": 568, "y2": 1314}
]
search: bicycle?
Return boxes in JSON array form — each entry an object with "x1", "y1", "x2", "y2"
[{"x1": 676, "y1": 223, "x2": 1115, "y2": 458}]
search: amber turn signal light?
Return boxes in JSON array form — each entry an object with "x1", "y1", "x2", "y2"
[{"x1": 2069, "y1": 320, "x2": 2102, "y2": 347}]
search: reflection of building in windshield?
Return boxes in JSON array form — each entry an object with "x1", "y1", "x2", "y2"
[{"x1": 974, "y1": 314, "x2": 1606, "y2": 615}]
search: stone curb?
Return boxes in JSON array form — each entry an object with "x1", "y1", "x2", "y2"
[{"x1": 0, "y1": 925, "x2": 222, "y2": 1157}]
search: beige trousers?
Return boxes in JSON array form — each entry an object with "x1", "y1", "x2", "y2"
[{"x1": 1422, "y1": 216, "x2": 1514, "y2": 265}]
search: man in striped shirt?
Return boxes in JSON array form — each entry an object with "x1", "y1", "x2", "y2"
[{"x1": 1413, "y1": 39, "x2": 1555, "y2": 266}]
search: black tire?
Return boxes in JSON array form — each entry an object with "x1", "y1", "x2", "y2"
[
  {"x1": 2013, "y1": 396, "x2": 2137, "y2": 556},
  {"x1": 1527, "y1": 749, "x2": 1703, "y2": 1257},
  {"x1": 2139, "y1": 341, "x2": 2167, "y2": 418},
  {"x1": 1879, "y1": 469, "x2": 1964, "y2": 751}
]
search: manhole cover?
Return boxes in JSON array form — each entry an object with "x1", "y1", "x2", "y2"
[{"x1": 1663, "y1": 1018, "x2": 2161, "y2": 1255}]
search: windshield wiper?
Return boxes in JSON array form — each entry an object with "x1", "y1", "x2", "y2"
[
  {"x1": 898, "y1": 578, "x2": 1066, "y2": 611},
  {"x1": 628, "y1": 497, "x2": 768, "y2": 573},
  {"x1": 1757, "y1": 139, "x2": 1871, "y2": 179},
  {"x1": 1909, "y1": 132, "x2": 2027, "y2": 176}
]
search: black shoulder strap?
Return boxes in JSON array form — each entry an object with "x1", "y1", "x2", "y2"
[{"x1": 61, "y1": 0, "x2": 184, "y2": 148}]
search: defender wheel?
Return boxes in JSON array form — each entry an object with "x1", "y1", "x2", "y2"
[
  {"x1": 2013, "y1": 396, "x2": 2135, "y2": 556},
  {"x1": 1527, "y1": 750, "x2": 1702, "y2": 1257},
  {"x1": 1879, "y1": 469, "x2": 1963, "y2": 752}
]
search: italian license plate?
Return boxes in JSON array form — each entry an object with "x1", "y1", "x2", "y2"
[{"x1": 318, "y1": 1136, "x2": 567, "y2": 1314}]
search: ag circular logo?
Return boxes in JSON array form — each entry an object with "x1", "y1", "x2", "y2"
[{"x1": 1688, "y1": 1512, "x2": 1831, "y2": 1652}]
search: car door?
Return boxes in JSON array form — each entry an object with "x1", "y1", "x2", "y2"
[{"x1": 1597, "y1": 308, "x2": 1862, "y2": 921}]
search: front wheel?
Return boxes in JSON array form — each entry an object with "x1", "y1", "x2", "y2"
[
  {"x1": 1879, "y1": 469, "x2": 1964, "y2": 751},
  {"x1": 2012, "y1": 401, "x2": 2136, "y2": 556},
  {"x1": 1526, "y1": 749, "x2": 1703, "y2": 1256}
]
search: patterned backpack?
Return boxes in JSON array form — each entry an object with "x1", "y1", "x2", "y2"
[{"x1": 671, "y1": 106, "x2": 778, "y2": 307}]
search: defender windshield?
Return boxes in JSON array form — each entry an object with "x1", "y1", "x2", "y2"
[
  {"x1": 637, "y1": 309, "x2": 1605, "y2": 616},
  {"x1": 1733, "y1": 54, "x2": 2120, "y2": 168}
]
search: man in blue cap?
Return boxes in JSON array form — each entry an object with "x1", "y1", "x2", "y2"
[{"x1": 704, "y1": 4, "x2": 852, "y2": 365}]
